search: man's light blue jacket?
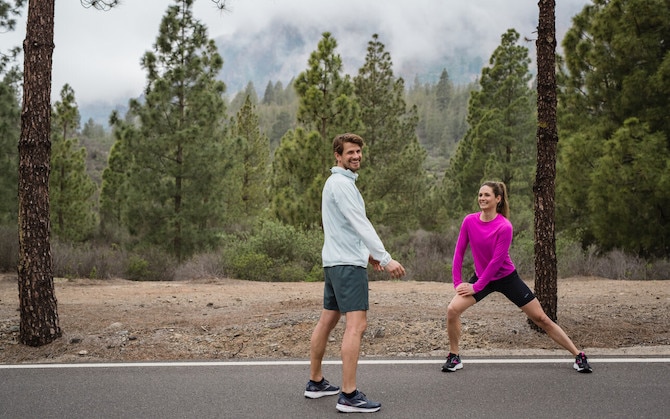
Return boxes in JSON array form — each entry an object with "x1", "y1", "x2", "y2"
[{"x1": 321, "y1": 167, "x2": 392, "y2": 268}]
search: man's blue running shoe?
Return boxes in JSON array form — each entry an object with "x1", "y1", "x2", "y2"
[
  {"x1": 304, "y1": 378, "x2": 340, "y2": 399},
  {"x1": 336, "y1": 389, "x2": 381, "y2": 413}
]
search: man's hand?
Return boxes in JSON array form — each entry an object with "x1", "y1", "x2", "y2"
[
  {"x1": 368, "y1": 256, "x2": 384, "y2": 272},
  {"x1": 384, "y1": 259, "x2": 406, "y2": 279}
]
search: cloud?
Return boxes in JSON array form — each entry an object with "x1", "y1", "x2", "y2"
[{"x1": 3, "y1": 0, "x2": 590, "y2": 106}]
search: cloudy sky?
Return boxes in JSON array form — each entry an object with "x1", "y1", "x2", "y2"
[{"x1": 4, "y1": 0, "x2": 591, "y2": 106}]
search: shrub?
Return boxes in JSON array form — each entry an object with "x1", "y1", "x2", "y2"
[
  {"x1": 276, "y1": 261, "x2": 311, "y2": 282},
  {"x1": 249, "y1": 220, "x2": 322, "y2": 267},
  {"x1": 556, "y1": 234, "x2": 590, "y2": 278},
  {"x1": 124, "y1": 248, "x2": 176, "y2": 281},
  {"x1": 305, "y1": 264, "x2": 323, "y2": 282},
  {"x1": 396, "y1": 229, "x2": 455, "y2": 282},
  {"x1": 174, "y1": 252, "x2": 226, "y2": 280},
  {"x1": 125, "y1": 255, "x2": 150, "y2": 281},
  {"x1": 509, "y1": 229, "x2": 535, "y2": 278},
  {"x1": 219, "y1": 220, "x2": 322, "y2": 282},
  {"x1": 52, "y1": 240, "x2": 127, "y2": 279},
  {"x1": 230, "y1": 251, "x2": 273, "y2": 281},
  {"x1": 0, "y1": 225, "x2": 18, "y2": 273}
]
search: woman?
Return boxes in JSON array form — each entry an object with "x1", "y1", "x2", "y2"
[{"x1": 443, "y1": 181, "x2": 592, "y2": 373}]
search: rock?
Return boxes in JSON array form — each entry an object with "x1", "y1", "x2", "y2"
[{"x1": 370, "y1": 327, "x2": 385, "y2": 338}]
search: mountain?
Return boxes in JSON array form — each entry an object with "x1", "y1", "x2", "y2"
[
  {"x1": 215, "y1": 19, "x2": 486, "y2": 96},
  {"x1": 80, "y1": 20, "x2": 489, "y2": 127}
]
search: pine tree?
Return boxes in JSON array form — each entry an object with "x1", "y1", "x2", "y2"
[
  {"x1": 230, "y1": 95, "x2": 270, "y2": 221},
  {"x1": 271, "y1": 32, "x2": 360, "y2": 228},
  {"x1": 0, "y1": 0, "x2": 25, "y2": 76},
  {"x1": 558, "y1": 0, "x2": 670, "y2": 256},
  {"x1": 353, "y1": 34, "x2": 428, "y2": 231},
  {"x1": 104, "y1": 0, "x2": 228, "y2": 261},
  {"x1": 588, "y1": 119, "x2": 670, "y2": 256},
  {"x1": 406, "y1": 73, "x2": 472, "y2": 164},
  {"x1": 294, "y1": 31, "x2": 361, "y2": 142},
  {"x1": 99, "y1": 114, "x2": 133, "y2": 237},
  {"x1": 258, "y1": 80, "x2": 297, "y2": 149},
  {"x1": 229, "y1": 81, "x2": 258, "y2": 114},
  {"x1": 435, "y1": 68, "x2": 453, "y2": 112},
  {"x1": 50, "y1": 84, "x2": 97, "y2": 242},
  {"x1": 442, "y1": 29, "x2": 536, "y2": 222},
  {"x1": 0, "y1": 73, "x2": 20, "y2": 224},
  {"x1": 0, "y1": 4, "x2": 23, "y2": 224},
  {"x1": 533, "y1": 0, "x2": 559, "y2": 324},
  {"x1": 271, "y1": 128, "x2": 326, "y2": 228},
  {"x1": 18, "y1": 0, "x2": 61, "y2": 347},
  {"x1": 262, "y1": 80, "x2": 275, "y2": 105}
]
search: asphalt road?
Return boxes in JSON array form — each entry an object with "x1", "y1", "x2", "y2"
[{"x1": 1, "y1": 357, "x2": 669, "y2": 418}]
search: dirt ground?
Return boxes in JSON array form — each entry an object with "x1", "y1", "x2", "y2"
[{"x1": 0, "y1": 274, "x2": 669, "y2": 364}]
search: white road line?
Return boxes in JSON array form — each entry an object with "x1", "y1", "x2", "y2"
[{"x1": 1, "y1": 358, "x2": 669, "y2": 369}]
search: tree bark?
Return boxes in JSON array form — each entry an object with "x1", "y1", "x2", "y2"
[
  {"x1": 533, "y1": 0, "x2": 558, "y2": 325},
  {"x1": 17, "y1": 0, "x2": 61, "y2": 346}
]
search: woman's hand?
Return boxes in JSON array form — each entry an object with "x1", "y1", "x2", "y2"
[{"x1": 455, "y1": 283, "x2": 475, "y2": 297}]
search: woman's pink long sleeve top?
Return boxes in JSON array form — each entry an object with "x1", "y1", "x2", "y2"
[{"x1": 452, "y1": 212, "x2": 516, "y2": 293}]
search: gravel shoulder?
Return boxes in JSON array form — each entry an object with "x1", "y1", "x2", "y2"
[{"x1": 1, "y1": 275, "x2": 669, "y2": 363}]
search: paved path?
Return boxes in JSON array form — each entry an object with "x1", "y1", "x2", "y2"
[{"x1": 1, "y1": 357, "x2": 669, "y2": 418}]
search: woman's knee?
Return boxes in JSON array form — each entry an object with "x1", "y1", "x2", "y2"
[
  {"x1": 528, "y1": 311, "x2": 553, "y2": 329},
  {"x1": 447, "y1": 302, "x2": 464, "y2": 321}
]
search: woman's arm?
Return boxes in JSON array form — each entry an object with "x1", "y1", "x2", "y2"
[
  {"x1": 451, "y1": 217, "x2": 470, "y2": 288},
  {"x1": 471, "y1": 221, "x2": 513, "y2": 293}
]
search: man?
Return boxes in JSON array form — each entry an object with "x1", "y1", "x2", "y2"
[{"x1": 304, "y1": 133, "x2": 406, "y2": 413}]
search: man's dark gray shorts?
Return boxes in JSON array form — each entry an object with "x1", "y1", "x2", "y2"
[{"x1": 323, "y1": 265, "x2": 369, "y2": 312}]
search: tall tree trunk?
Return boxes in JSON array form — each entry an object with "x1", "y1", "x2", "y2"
[
  {"x1": 18, "y1": 0, "x2": 61, "y2": 346},
  {"x1": 533, "y1": 0, "x2": 558, "y2": 325}
]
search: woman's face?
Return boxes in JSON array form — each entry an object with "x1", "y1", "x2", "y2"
[{"x1": 478, "y1": 185, "x2": 500, "y2": 212}]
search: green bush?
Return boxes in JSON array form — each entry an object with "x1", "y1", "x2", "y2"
[
  {"x1": 305, "y1": 264, "x2": 324, "y2": 282},
  {"x1": 126, "y1": 255, "x2": 150, "y2": 281},
  {"x1": 230, "y1": 251, "x2": 273, "y2": 281},
  {"x1": 276, "y1": 261, "x2": 310, "y2": 282},
  {"x1": 124, "y1": 248, "x2": 176, "y2": 281},
  {"x1": 249, "y1": 220, "x2": 322, "y2": 266},
  {"x1": 219, "y1": 219, "x2": 322, "y2": 282}
]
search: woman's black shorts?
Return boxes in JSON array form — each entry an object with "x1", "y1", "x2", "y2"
[{"x1": 468, "y1": 270, "x2": 535, "y2": 308}]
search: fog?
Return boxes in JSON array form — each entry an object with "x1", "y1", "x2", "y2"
[{"x1": 2, "y1": 0, "x2": 590, "y2": 106}]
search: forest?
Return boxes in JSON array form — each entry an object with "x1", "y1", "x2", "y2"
[{"x1": 1, "y1": 0, "x2": 669, "y2": 285}]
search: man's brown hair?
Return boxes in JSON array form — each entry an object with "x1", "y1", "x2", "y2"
[{"x1": 332, "y1": 133, "x2": 364, "y2": 155}]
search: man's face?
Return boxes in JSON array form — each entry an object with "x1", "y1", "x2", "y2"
[{"x1": 336, "y1": 141, "x2": 362, "y2": 172}]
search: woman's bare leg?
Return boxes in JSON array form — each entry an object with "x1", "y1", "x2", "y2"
[
  {"x1": 520, "y1": 298, "x2": 580, "y2": 356},
  {"x1": 446, "y1": 295, "x2": 477, "y2": 354}
]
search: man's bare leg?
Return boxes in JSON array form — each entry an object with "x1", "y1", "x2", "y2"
[
  {"x1": 309, "y1": 309, "x2": 341, "y2": 381},
  {"x1": 340, "y1": 310, "x2": 367, "y2": 393}
]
